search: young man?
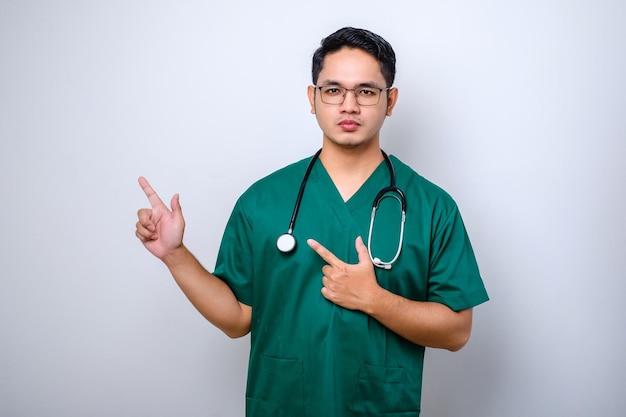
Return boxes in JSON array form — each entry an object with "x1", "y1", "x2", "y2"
[{"x1": 136, "y1": 27, "x2": 488, "y2": 417}]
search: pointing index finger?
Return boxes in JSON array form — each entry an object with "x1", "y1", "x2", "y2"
[
  {"x1": 307, "y1": 238, "x2": 341, "y2": 266},
  {"x1": 138, "y1": 176, "x2": 165, "y2": 208}
]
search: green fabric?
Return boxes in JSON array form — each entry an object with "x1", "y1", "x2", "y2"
[{"x1": 213, "y1": 154, "x2": 489, "y2": 417}]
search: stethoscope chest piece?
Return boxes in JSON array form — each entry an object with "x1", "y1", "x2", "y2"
[{"x1": 276, "y1": 232, "x2": 297, "y2": 253}]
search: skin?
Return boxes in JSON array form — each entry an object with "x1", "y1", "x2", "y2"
[
  {"x1": 136, "y1": 177, "x2": 251, "y2": 338},
  {"x1": 307, "y1": 47, "x2": 399, "y2": 201},
  {"x1": 136, "y1": 46, "x2": 472, "y2": 350}
]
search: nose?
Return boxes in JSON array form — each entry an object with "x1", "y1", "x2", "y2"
[{"x1": 340, "y1": 89, "x2": 360, "y2": 112}]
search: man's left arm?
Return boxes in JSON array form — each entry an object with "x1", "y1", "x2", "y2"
[{"x1": 307, "y1": 236, "x2": 473, "y2": 351}]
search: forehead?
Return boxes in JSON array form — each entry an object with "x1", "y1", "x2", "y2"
[{"x1": 318, "y1": 47, "x2": 385, "y2": 86}]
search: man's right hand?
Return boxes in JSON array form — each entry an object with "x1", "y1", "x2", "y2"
[
  {"x1": 135, "y1": 176, "x2": 186, "y2": 260},
  {"x1": 135, "y1": 176, "x2": 252, "y2": 337}
]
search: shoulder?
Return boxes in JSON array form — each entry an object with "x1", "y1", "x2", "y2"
[
  {"x1": 235, "y1": 154, "x2": 314, "y2": 207},
  {"x1": 248, "y1": 155, "x2": 311, "y2": 190},
  {"x1": 389, "y1": 155, "x2": 456, "y2": 205}
]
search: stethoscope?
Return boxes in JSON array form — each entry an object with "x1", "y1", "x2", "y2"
[{"x1": 276, "y1": 149, "x2": 406, "y2": 269}]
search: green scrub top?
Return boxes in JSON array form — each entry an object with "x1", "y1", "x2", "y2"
[{"x1": 213, "y1": 154, "x2": 489, "y2": 417}]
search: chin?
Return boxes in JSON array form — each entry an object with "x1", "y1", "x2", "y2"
[{"x1": 326, "y1": 135, "x2": 373, "y2": 149}]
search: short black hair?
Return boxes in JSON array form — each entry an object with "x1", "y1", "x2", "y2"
[{"x1": 311, "y1": 27, "x2": 396, "y2": 87}]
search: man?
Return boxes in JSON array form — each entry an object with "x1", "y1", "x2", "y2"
[{"x1": 136, "y1": 27, "x2": 488, "y2": 416}]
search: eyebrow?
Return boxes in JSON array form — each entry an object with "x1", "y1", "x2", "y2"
[{"x1": 319, "y1": 80, "x2": 383, "y2": 89}]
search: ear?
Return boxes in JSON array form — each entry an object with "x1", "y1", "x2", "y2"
[
  {"x1": 307, "y1": 85, "x2": 316, "y2": 114},
  {"x1": 385, "y1": 87, "x2": 399, "y2": 116}
]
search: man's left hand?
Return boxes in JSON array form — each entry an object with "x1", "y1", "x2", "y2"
[{"x1": 307, "y1": 236, "x2": 381, "y2": 313}]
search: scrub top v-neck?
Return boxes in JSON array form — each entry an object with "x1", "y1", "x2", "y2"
[{"x1": 213, "y1": 153, "x2": 488, "y2": 417}]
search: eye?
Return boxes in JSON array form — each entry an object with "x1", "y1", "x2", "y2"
[
  {"x1": 358, "y1": 88, "x2": 377, "y2": 96},
  {"x1": 323, "y1": 87, "x2": 342, "y2": 95}
]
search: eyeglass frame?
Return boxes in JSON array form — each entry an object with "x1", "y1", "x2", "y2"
[{"x1": 314, "y1": 85, "x2": 392, "y2": 106}]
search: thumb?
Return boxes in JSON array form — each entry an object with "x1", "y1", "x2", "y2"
[
  {"x1": 170, "y1": 194, "x2": 182, "y2": 215},
  {"x1": 355, "y1": 236, "x2": 371, "y2": 265}
]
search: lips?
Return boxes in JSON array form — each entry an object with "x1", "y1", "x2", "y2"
[{"x1": 339, "y1": 119, "x2": 360, "y2": 132}]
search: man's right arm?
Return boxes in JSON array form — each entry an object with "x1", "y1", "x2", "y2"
[
  {"x1": 135, "y1": 176, "x2": 251, "y2": 338},
  {"x1": 161, "y1": 245, "x2": 251, "y2": 338}
]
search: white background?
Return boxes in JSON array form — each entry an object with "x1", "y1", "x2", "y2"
[{"x1": 1, "y1": 1, "x2": 625, "y2": 416}]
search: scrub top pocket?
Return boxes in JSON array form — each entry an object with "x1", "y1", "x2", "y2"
[
  {"x1": 349, "y1": 363, "x2": 420, "y2": 416},
  {"x1": 246, "y1": 355, "x2": 305, "y2": 417}
]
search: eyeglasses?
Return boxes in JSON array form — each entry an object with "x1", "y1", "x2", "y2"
[{"x1": 315, "y1": 85, "x2": 391, "y2": 106}]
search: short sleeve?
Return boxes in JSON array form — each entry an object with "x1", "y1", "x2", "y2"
[
  {"x1": 427, "y1": 202, "x2": 489, "y2": 311},
  {"x1": 213, "y1": 198, "x2": 254, "y2": 306}
]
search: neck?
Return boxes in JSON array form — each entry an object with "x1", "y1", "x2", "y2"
[{"x1": 318, "y1": 142, "x2": 384, "y2": 201}]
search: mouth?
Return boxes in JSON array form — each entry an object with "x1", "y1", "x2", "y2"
[{"x1": 338, "y1": 119, "x2": 360, "y2": 132}]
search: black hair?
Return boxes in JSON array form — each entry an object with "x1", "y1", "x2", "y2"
[{"x1": 311, "y1": 27, "x2": 396, "y2": 87}]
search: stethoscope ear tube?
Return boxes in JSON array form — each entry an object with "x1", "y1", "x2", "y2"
[
  {"x1": 367, "y1": 153, "x2": 406, "y2": 269},
  {"x1": 367, "y1": 191, "x2": 406, "y2": 269},
  {"x1": 372, "y1": 186, "x2": 406, "y2": 211}
]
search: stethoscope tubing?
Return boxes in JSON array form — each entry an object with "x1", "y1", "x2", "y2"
[
  {"x1": 286, "y1": 148, "x2": 322, "y2": 235},
  {"x1": 277, "y1": 149, "x2": 406, "y2": 269}
]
